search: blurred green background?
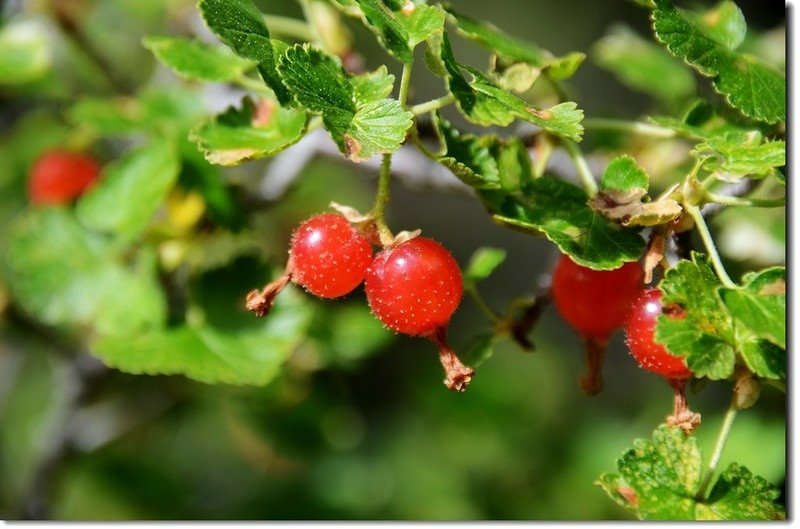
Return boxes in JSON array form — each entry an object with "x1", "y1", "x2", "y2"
[{"x1": 0, "y1": 0, "x2": 786, "y2": 520}]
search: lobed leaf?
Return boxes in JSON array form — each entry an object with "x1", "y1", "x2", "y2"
[
  {"x1": 598, "y1": 425, "x2": 784, "y2": 520},
  {"x1": 199, "y1": 0, "x2": 292, "y2": 103},
  {"x1": 651, "y1": 0, "x2": 785, "y2": 124},
  {"x1": 492, "y1": 176, "x2": 645, "y2": 270},
  {"x1": 190, "y1": 96, "x2": 308, "y2": 166},
  {"x1": 76, "y1": 141, "x2": 180, "y2": 241},
  {"x1": 143, "y1": 36, "x2": 254, "y2": 82}
]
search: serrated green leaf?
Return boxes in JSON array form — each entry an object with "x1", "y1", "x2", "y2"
[
  {"x1": 75, "y1": 141, "x2": 180, "y2": 241},
  {"x1": 143, "y1": 36, "x2": 254, "y2": 82},
  {"x1": 593, "y1": 24, "x2": 695, "y2": 101},
  {"x1": 656, "y1": 253, "x2": 736, "y2": 379},
  {"x1": 0, "y1": 20, "x2": 51, "y2": 85},
  {"x1": 683, "y1": 1, "x2": 746, "y2": 51},
  {"x1": 652, "y1": 0, "x2": 785, "y2": 124},
  {"x1": 445, "y1": 5, "x2": 584, "y2": 81},
  {"x1": 601, "y1": 155, "x2": 650, "y2": 191},
  {"x1": 432, "y1": 113, "x2": 499, "y2": 189},
  {"x1": 4, "y1": 209, "x2": 166, "y2": 336},
  {"x1": 597, "y1": 425, "x2": 701, "y2": 520},
  {"x1": 352, "y1": 65, "x2": 395, "y2": 102},
  {"x1": 698, "y1": 131, "x2": 785, "y2": 180},
  {"x1": 492, "y1": 176, "x2": 645, "y2": 270},
  {"x1": 277, "y1": 44, "x2": 411, "y2": 161},
  {"x1": 464, "y1": 247, "x2": 507, "y2": 284},
  {"x1": 696, "y1": 463, "x2": 785, "y2": 520},
  {"x1": 427, "y1": 31, "x2": 584, "y2": 140},
  {"x1": 737, "y1": 339, "x2": 785, "y2": 381},
  {"x1": 598, "y1": 426, "x2": 784, "y2": 520},
  {"x1": 331, "y1": 0, "x2": 445, "y2": 63},
  {"x1": 199, "y1": 0, "x2": 291, "y2": 103},
  {"x1": 721, "y1": 267, "x2": 785, "y2": 349},
  {"x1": 91, "y1": 285, "x2": 311, "y2": 386},
  {"x1": 190, "y1": 96, "x2": 308, "y2": 166}
]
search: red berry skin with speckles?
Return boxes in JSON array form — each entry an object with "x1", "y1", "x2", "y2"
[
  {"x1": 365, "y1": 237, "x2": 462, "y2": 336},
  {"x1": 289, "y1": 213, "x2": 373, "y2": 299},
  {"x1": 552, "y1": 256, "x2": 644, "y2": 341},
  {"x1": 625, "y1": 288, "x2": 692, "y2": 379},
  {"x1": 28, "y1": 150, "x2": 101, "y2": 206}
]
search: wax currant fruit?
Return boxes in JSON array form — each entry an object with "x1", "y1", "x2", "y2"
[
  {"x1": 365, "y1": 236, "x2": 473, "y2": 392},
  {"x1": 28, "y1": 149, "x2": 101, "y2": 206},
  {"x1": 551, "y1": 255, "x2": 643, "y2": 394},
  {"x1": 624, "y1": 288, "x2": 692, "y2": 380},
  {"x1": 624, "y1": 287, "x2": 699, "y2": 432},
  {"x1": 552, "y1": 256, "x2": 643, "y2": 340},
  {"x1": 246, "y1": 212, "x2": 372, "y2": 316}
]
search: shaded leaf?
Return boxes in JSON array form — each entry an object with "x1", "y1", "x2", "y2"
[
  {"x1": 190, "y1": 96, "x2": 308, "y2": 166},
  {"x1": 720, "y1": 267, "x2": 785, "y2": 348},
  {"x1": 432, "y1": 113, "x2": 499, "y2": 189},
  {"x1": 76, "y1": 141, "x2": 180, "y2": 241},
  {"x1": 143, "y1": 36, "x2": 254, "y2": 82},
  {"x1": 492, "y1": 176, "x2": 645, "y2": 270},
  {"x1": 652, "y1": 0, "x2": 785, "y2": 123},
  {"x1": 199, "y1": 0, "x2": 291, "y2": 103},
  {"x1": 464, "y1": 247, "x2": 507, "y2": 284},
  {"x1": 656, "y1": 253, "x2": 736, "y2": 379}
]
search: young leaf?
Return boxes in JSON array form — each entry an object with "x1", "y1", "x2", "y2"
[
  {"x1": 598, "y1": 426, "x2": 785, "y2": 520},
  {"x1": 656, "y1": 253, "x2": 736, "y2": 379},
  {"x1": 720, "y1": 267, "x2": 785, "y2": 348},
  {"x1": 352, "y1": 65, "x2": 395, "y2": 102},
  {"x1": 330, "y1": 0, "x2": 445, "y2": 63},
  {"x1": 190, "y1": 96, "x2": 308, "y2": 166},
  {"x1": 76, "y1": 141, "x2": 180, "y2": 241},
  {"x1": 697, "y1": 132, "x2": 785, "y2": 180},
  {"x1": 199, "y1": 0, "x2": 291, "y2": 103},
  {"x1": 427, "y1": 31, "x2": 584, "y2": 140},
  {"x1": 91, "y1": 286, "x2": 312, "y2": 386},
  {"x1": 651, "y1": 0, "x2": 785, "y2": 124},
  {"x1": 492, "y1": 176, "x2": 645, "y2": 270},
  {"x1": 4, "y1": 209, "x2": 166, "y2": 337},
  {"x1": 464, "y1": 247, "x2": 507, "y2": 284},
  {"x1": 142, "y1": 36, "x2": 254, "y2": 82},
  {"x1": 593, "y1": 24, "x2": 695, "y2": 102},
  {"x1": 600, "y1": 155, "x2": 650, "y2": 191},
  {"x1": 277, "y1": 44, "x2": 411, "y2": 161},
  {"x1": 445, "y1": 5, "x2": 585, "y2": 81}
]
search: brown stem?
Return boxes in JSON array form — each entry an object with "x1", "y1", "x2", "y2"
[
  {"x1": 428, "y1": 326, "x2": 474, "y2": 392},
  {"x1": 666, "y1": 377, "x2": 702, "y2": 433},
  {"x1": 245, "y1": 265, "x2": 293, "y2": 317},
  {"x1": 579, "y1": 337, "x2": 608, "y2": 396},
  {"x1": 509, "y1": 289, "x2": 552, "y2": 351}
]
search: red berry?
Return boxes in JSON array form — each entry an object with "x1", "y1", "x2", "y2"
[
  {"x1": 365, "y1": 237, "x2": 462, "y2": 336},
  {"x1": 625, "y1": 288, "x2": 692, "y2": 379},
  {"x1": 552, "y1": 255, "x2": 643, "y2": 340},
  {"x1": 289, "y1": 213, "x2": 373, "y2": 298},
  {"x1": 28, "y1": 150, "x2": 101, "y2": 205}
]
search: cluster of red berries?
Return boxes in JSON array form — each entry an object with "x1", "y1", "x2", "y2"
[
  {"x1": 28, "y1": 149, "x2": 101, "y2": 206},
  {"x1": 551, "y1": 255, "x2": 692, "y2": 389},
  {"x1": 246, "y1": 212, "x2": 473, "y2": 391}
]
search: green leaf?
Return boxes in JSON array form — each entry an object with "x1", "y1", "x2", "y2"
[
  {"x1": 492, "y1": 176, "x2": 645, "y2": 270},
  {"x1": 432, "y1": 113, "x2": 499, "y2": 189},
  {"x1": 4, "y1": 209, "x2": 166, "y2": 336},
  {"x1": 142, "y1": 36, "x2": 254, "y2": 82},
  {"x1": 352, "y1": 65, "x2": 395, "y2": 102},
  {"x1": 277, "y1": 44, "x2": 412, "y2": 161},
  {"x1": 199, "y1": 0, "x2": 291, "y2": 104},
  {"x1": 598, "y1": 426, "x2": 784, "y2": 520},
  {"x1": 721, "y1": 267, "x2": 785, "y2": 349},
  {"x1": 67, "y1": 97, "x2": 143, "y2": 136},
  {"x1": 601, "y1": 155, "x2": 650, "y2": 192},
  {"x1": 76, "y1": 141, "x2": 180, "y2": 241},
  {"x1": 698, "y1": 131, "x2": 785, "y2": 180},
  {"x1": 656, "y1": 253, "x2": 736, "y2": 379},
  {"x1": 696, "y1": 463, "x2": 785, "y2": 520},
  {"x1": 464, "y1": 247, "x2": 507, "y2": 284},
  {"x1": 91, "y1": 285, "x2": 311, "y2": 386},
  {"x1": 427, "y1": 31, "x2": 583, "y2": 140},
  {"x1": 593, "y1": 24, "x2": 695, "y2": 101},
  {"x1": 331, "y1": 0, "x2": 445, "y2": 63},
  {"x1": 190, "y1": 96, "x2": 308, "y2": 166},
  {"x1": 0, "y1": 20, "x2": 51, "y2": 85},
  {"x1": 683, "y1": 1, "x2": 746, "y2": 51},
  {"x1": 445, "y1": 5, "x2": 585, "y2": 81},
  {"x1": 651, "y1": 0, "x2": 785, "y2": 124}
]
